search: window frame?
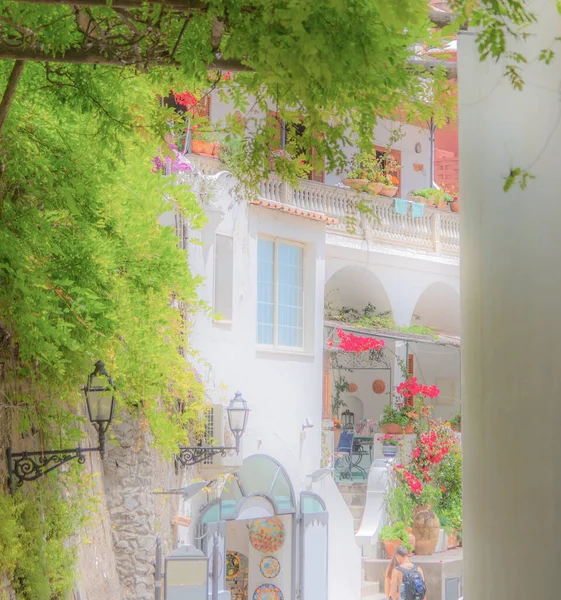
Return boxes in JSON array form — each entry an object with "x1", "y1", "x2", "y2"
[{"x1": 257, "y1": 235, "x2": 305, "y2": 351}]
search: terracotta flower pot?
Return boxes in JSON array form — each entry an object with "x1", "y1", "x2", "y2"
[
  {"x1": 348, "y1": 383, "x2": 358, "y2": 393},
  {"x1": 381, "y1": 423, "x2": 402, "y2": 434},
  {"x1": 404, "y1": 424, "x2": 415, "y2": 434},
  {"x1": 383, "y1": 539, "x2": 402, "y2": 559},
  {"x1": 368, "y1": 181, "x2": 384, "y2": 195},
  {"x1": 192, "y1": 140, "x2": 220, "y2": 157},
  {"x1": 450, "y1": 200, "x2": 460, "y2": 213},
  {"x1": 380, "y1": 185, "x2": 398, "y2": 198},
  {"x1": 440, "y1": 202, "x2": 450, "y2": 211},
  {"x1": 412, "y1": 505, "x2": 440, "y2": 555},
  {"x1": 447, "y1": 532, "x2": 459, "y2": 549},
  {"x1": 343, "y1": 178, "x2": 368, "y2": 191}
]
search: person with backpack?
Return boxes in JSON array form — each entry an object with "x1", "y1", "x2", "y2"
[{"x1": 390, "y1": 546, "x2": 427, "y2": 600}]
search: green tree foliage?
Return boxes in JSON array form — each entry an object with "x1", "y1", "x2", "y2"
[
  {"x1": 0, "y1": 2, "x2": 458, "y2": 594},
  {"x1": 0, "y1": 62, "x2": 208, "y2": 447}
]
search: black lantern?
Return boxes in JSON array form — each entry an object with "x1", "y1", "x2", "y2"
[
  {"x1": 6, "y1": 360, "x2": 116, "y2": 492},
  {"x1": 342, "y1": 409, "x2": 355, "y2": 431},
  {"x1": 84, "y1": 360, "x2": 115, "y2": 456},
  {"x1": 226, "y1": 392, "x2": 250, "y2": 452},
  {"x1": 175, "y1": 391, "x2": 250, "y2": 467}
]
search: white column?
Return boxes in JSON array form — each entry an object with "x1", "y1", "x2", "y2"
[{"x1": 459, "y1": 5, "x2": 561, "y2": 600}]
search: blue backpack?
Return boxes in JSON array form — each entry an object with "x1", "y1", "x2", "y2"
[{"x1": 397, "y1": 565, "x2": 426, "y2": 600}]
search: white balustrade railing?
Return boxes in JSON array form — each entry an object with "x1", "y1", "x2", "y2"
[
  {"x1": 187, "y1": 156, "x2": 460, "y2": 254},
  {"x1": 278, "y1": 178, "x2": 459, "y2": 254}
]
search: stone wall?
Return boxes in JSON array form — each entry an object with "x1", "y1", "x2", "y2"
[{"x1": 98, "y1": 411, "x2": 187, "y2": 600}]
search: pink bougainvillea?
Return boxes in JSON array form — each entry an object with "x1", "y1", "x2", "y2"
[
  {"x1": 335, "y1": 328, "x2": 384, "y2": 353},
  {"x1": 397, "y1": 376, "x2": 439, "y2": 400}
]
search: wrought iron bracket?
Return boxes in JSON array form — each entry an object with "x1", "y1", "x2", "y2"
[
  {"x1": 6, "y1": 446, "x2": 100, "y2": 494},
  {"x1": 174, "y1": 446, "x2": 237, "y2": 469}
]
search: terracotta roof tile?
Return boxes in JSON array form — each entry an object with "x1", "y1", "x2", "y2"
[{"x1": 250, "y1": 198, "x2": 338, "y2": 225}]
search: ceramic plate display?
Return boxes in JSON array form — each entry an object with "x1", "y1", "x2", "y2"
[
  {"x1": 226, "y1": 551, "x2": 241, "y2": 580},
  {"x1": 253, "y1": 584, "x2": 284, "y2": 600},
  {"x1": 248, "y1": 517, "x2": 286, "y2": 553},
  {"x1": 259, "y1": 556, "x2": 281, "y2": 579}
]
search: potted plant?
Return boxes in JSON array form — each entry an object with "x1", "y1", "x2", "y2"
[
  {"x1": 379, "y1": 404, "x2": 409, "y2": 434},
  {"x1": 378, "y1": 434, "x2": 402, "y2": 458},
  {"x1": 343, "y1": 153, "x2": 371, "y2": 191},
  {"x1": 410, "y1": 188, "x2": 434, "y2": 205},
  {"x1": 380, "y1": 174, "x2": 399, "y2": 198},
  {"x1": 448, "y1": 188, "x2": 460, "y2": 213},
  {"x1": 379, "y1": 521, "x2": 413, "y2": 558},
  {"x1": 368, "y1": 170, "x2": 384, "y2": 196},
  {"x1": 192, "y1": 130, "x2": 220, "y2": 157}
]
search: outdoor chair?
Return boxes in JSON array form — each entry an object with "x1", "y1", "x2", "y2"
[{"x1": 334, "y1": 430, "x2": 355, "y2": 480}]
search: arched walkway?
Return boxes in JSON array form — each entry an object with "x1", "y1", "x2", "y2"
[
  {"x1": 411, "y1": 282, "x2": 461, "y2": 336},
  {"x1": 325, "y1": 265, "x2": 392, "y2": 317}
]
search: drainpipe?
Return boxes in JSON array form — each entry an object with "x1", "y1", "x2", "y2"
[{"x1": 429, "y1": 116, "x2": 436, "y2": 187}]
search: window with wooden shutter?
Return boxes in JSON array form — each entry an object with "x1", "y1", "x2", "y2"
[{"x1": 408, "y1": 353, "x2": 414, "y2": 376}]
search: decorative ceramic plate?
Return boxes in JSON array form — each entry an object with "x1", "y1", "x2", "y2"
[
  {"x1": 226, "y1": 551, "x2": 241, "y2": 580},
  {"x1": 259, "y1": 556, "x2": 281, "y2": 579},
  {"x1": 248, "y1": 518, "x2": 286, "y2": 553},
  {"x1": 253, "y1": 584, "x2": 284, "y2": 600}
]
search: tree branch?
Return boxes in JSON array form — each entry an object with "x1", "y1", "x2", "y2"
[
  {"x1": 0, "y1": 42, "x2": 252, "y2": 71},
  {"x1": 0, "y1": 59, "x2": 25, "y2": 135},
  {"x1": 8, "y1": 0, "x2": 207, "y2": 9},
  {"x1": 8, "y1": 0, "x2": 462, "y2": 30}
]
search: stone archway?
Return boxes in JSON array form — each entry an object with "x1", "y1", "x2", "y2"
[
  {"x1": 411, "y1": 281, "x2": 461, "y2": 336},
  {"x1": 325, "y1": 265, "x2": 393, "y2": 319}
]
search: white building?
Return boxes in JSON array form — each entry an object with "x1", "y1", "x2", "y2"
[{"x1": 169, "y1": 93, "x2": 461, "y2": 600}]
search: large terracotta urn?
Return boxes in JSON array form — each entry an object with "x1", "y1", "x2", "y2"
[{"x1": 412, "y1": 505, "x2": 440, "y2": 555}]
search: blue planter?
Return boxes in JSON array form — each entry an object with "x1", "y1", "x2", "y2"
[{"x1": 382, "y1": 444, "x2": 398, "y2": 458}]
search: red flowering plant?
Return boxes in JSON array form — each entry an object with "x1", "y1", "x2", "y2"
[
  {"x1": 377, "y1": 434, "x2": 402, "y2": 446},
  {"x1": 396, "y1": 376, "x2": 439, "y2": 432},
  {"x1": 328, "y1": 328, "x2": 385, "y2": 416}
]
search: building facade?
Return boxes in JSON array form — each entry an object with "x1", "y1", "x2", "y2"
[{"x1": 167, "y1": 92, "x2": 461, "y2": 600}]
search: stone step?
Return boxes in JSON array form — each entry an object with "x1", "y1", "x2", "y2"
[
  {"x1": 363, "y1": 559, "x2": 388, "y2": 583},
  {"x1": 350, "y1": 504, "x2": 364, "y2": 519}
]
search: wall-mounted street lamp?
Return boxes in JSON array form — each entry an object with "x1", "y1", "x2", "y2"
[
  {"x1": 175, "y1": 392, "x2": 249, "y2": 468},
  {"x1": 6, "y1": 361, "x2": 115, "y2": 493}
]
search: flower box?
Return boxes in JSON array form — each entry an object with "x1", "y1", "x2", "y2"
[
  {"x1": 380, "y1": 185, "x2": 398, "y2": 198},
  {"x1": 368, "y1": 181, "x2": 384, "y2": 195},
  {"x1": 192, "y1": 140, "x2": 220, "y2": 157},
  {"x1": 343, "y1": 178, "x2": 368, "y2": 191}
]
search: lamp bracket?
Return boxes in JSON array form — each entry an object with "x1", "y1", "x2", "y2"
[
  {"x1": 175, "y1": 446, "x2": 237, "y2": 469},
  {"x1": 6, "y1": 446, "x2": 100, "y2": 493}
]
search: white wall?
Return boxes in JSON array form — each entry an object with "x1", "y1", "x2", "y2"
[{"x1": 188, "y1": 185, "x2": 325, "y2": 481}]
